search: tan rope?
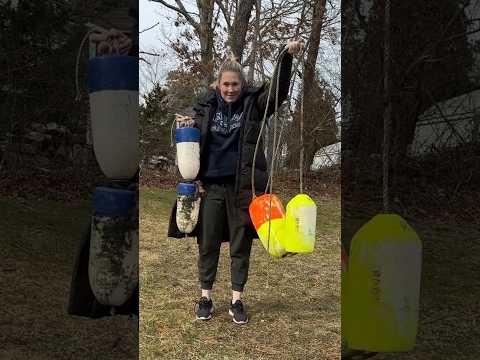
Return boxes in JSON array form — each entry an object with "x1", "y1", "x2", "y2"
[
  {"x1": 75, "y1": 24, "x2": 133, "y2": 102},
  {"x1": 383, "y1": 0, "x2": 392, "y2": 213},
  {"x1": 299, "y1": 51, "x2": 306, "y2": 194}
]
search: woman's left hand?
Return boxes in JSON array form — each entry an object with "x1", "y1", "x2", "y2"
[{"x1": 285, "y1": 40, "x2": 304, "y2": 55}]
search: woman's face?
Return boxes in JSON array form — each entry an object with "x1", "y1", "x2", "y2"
[{"x1": 219, "y1": 71, "x2": 242, "y2": 103}]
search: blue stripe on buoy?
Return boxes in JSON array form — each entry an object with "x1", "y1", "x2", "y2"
[
  {"x1": 177, "y1": 182, "x2": 196, "y2": 196},
  {"x1": 176, "y1": 127, "x2": 200, "y2": 143},
  {"x1": 93, "y1": 186, "x2": 136, "y2": 217},
  {"x1": 88, "y1": 56, "x2": 138, "y2": 92}
]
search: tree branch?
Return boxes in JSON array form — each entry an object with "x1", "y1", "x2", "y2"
[
  {"x1": 402, "y1": 1, "x2": 469, "y2": 81},
  {"x1": 149, "y1": 0, "x2": 200, "y2": 32},
  {"x1": 140, "y1": 51, "x2": 164, "y2": 57},
  {"x1": 140, "y1": 22, "x2": 160, "y2": 34},
  {"x1": 140, "y1": 57, "x2": 152, "y2": 65},
  {"x1": 214, "y1": 0, "x2": 231, "y2": 31},
  {"x1": 212, "y1": 3, "x2": 223, "y2": 33},
  {"x1": 443, "y1": 26, "x2": 480, "y2": 42}
]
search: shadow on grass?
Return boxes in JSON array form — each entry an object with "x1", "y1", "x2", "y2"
[{"x1": 0, "y1": 198, "x2": 138, "y2": 359}]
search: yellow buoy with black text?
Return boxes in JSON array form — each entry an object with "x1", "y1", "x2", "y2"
[{"x1": 343, "y1": 214, "x2": 422, "y2": 352}]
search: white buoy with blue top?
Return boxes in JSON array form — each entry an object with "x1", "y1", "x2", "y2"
[
  {"x1": 88, "y1": 55, "x2": 138, "y2": 180},
  {"x1": 176, "y1": 182, "x2": 201, "y2": 234},
  {"x1": 176, "y1": 127, "x2": 200, "y2": 181},
  {"x1": 89, "y1": 186, "x2": 139, "y2": 306}
]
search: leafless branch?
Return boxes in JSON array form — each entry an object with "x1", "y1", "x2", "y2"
[
  {"x1": 212, "y1": 3, "x2": 223, "y2": 33},
  {"x1": 140, "y1": 50, "x2": 164, "y2": 57},
  {"x1": 402, "y1": 1, "x2": 469, "y2": 80},
  {"x1": 443, "y1": 27, "x2": 480, "y2": 42},
  {"x1": 149, "y1": 0, "x2": 200, "y2": 32},
  {"x1": 140, "y1": 22, "x2": 160, "y2": 34},
  {"x1": 140, "y1": 57, "x2": 151, "y2": 65},
  {"x1": 214, "y1": 0, "x2": 232, "y2": 31}
]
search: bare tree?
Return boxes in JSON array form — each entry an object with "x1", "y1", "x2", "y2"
[
  {"x1": 285, "y1": 0, "x2": 338, "y2": 170},
  {"x1": 150, "y1": 0, "x2": 216, "y2": 90},
  {"x1": 149, "y1": 0, "x2": 309, "y2": 89},
  {"x1": 342, "y1": 0, "x2": 474, "y2": 159},
  {"x1": 139, "y1": 47, "x2": 167, "y2": 100},
  {"x1": 303, "y1": 0, "x2": 326, "y2": 101},
  {"x1": 247, "y1": 0, "x2": 262, "y2": 83},
  {"x1": 228, "y1": 0, "x2": 256, "y2": 61}
]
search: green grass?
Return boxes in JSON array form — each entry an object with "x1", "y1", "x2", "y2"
[
  {"x1": 1, "y1": 198, "x2": 91, "y2": 256},
  {"x1": 0, "y1": 198, "x2": 138, "y2": 359},
  {"x1": 140, "y1": 188, "x2": 341, "y2": 359}
]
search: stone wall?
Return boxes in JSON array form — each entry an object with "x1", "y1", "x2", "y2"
[{"x1": 1, "y1": 122, "x2": 96, "y2": 171}]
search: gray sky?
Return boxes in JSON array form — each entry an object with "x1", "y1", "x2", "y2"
[
  {"x1": 140, "y1": 0, "x2": 179, "y2": 53},
  {"x1": 139, "y1": 0, "x2": 181, "y2": 97}
]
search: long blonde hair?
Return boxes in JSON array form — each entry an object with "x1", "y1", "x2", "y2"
[{"x1": 210, "y1": 52, "x2": 246, "y2": 89}]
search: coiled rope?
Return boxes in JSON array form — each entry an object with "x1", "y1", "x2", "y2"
[{"x1": 75, "y1": 23, "x2": 133, "y2": 102}]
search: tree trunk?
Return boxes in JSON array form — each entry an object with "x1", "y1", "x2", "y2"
[
  {"x1": 287, "y1": 0, "x2": 326, "y2": 170},
  {"x1": 228, "y1": 0, "x2": 255, "y2": 62},
  {"x1": 303, "y1": 0, "x2": 326, "y2": 101},
  {"x1": 197, "y1": 0, "x2": 216, "y2": 91},
  {"x1": 247, "y1": 0, "x2": 261, "y2": 83},
  {"x1": 343, "y1": 0, "x2": 473, "y2": 161}
]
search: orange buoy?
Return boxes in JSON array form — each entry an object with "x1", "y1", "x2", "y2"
[{"x1": 249, "y1": 194, "x2": 287, "y2": 257}]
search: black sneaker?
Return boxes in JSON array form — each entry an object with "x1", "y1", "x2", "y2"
[
  {"x1": 195, "y1": 297, "x2": 214, "y2": 320},
  {"x1": 229, "y1": 300, "x2": 249, "y2": 324}
]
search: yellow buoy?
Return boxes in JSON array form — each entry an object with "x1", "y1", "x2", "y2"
[
  {"x1": 343, "y1": 214, "x2": 422, "y2": 352},
  {"x1": 257, "y1": 218, "x2": 287, "y2": 258},
  {"x1": 341, "y1": 244, "x2": 349, "y2": 349},
  {"x1": 283, "y1": 194, "x2": 316, "y2": 253}
]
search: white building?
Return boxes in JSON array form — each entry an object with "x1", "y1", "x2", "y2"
[
  {"x1": 311, "y1": 141, "x2": 341, "y2": 169},
  {"x1": 410, "y1": 90, "x2": 480, "y2": 156}
]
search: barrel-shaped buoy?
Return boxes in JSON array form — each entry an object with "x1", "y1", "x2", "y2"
[
  {"x1": 283, "y1": 194, "x2": 316, "y2": 253},
  {"x1": 89, "y1": 186, "x2": 138, "y2": 306},
  {"x1": 176, "y1": 182, "x2": 201, "y2": 234},
  {"x1": 88, "y1": 56, "x2": 138, "y2": 180},
  {"x1": 176, "y1": 127, "x2": 200, "y2": 181},
  {"x1": 249, "y1": 194, "x2": 287, "y2": 258},
  {"x1": 343, "y1": 214, "x2": 422, "y2": 352}
]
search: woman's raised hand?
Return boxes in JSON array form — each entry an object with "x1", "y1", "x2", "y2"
[
  {"x1": 175, "y1": 114, "x2": 195, "y2": 128},
  {"x1": 285, "y1": 40, "x2": 304, "y2": 55}
]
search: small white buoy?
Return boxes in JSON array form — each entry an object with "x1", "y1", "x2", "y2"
[
  {"x1": 88, "y1": 187, "x2": 138, "y2": 306},
  {"x1": 176, "y1": 182, "x2": 201, "y2": 234},
  {"x1": 88, "y1": 56, "x2": 138, "y2": 180},
  {"x1": 176, "y1": 127, "x2": 200, "y2": 181}
]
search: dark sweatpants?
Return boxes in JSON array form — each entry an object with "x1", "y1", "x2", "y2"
[{"x1": 197, "y1": 182, "x2": 254, "y2": 292}]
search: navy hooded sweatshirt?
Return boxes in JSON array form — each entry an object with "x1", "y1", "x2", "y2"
[{"x1": 199, "y1": 89, "x2": 246, "y2": 180}]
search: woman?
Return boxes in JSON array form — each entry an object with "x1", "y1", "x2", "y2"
[{"x1": 169, "y1": 40, "x2": 303, "y2": 324}]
